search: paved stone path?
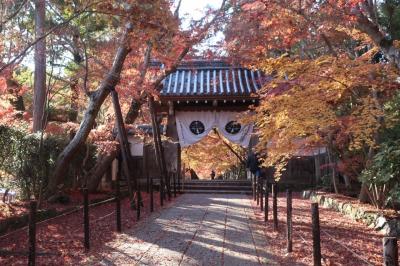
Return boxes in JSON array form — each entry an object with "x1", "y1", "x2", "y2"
[{"x1": 86, "y1": 194, "x2": 277, "y2": 266}]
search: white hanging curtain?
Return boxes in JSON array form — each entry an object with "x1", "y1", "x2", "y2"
[
  {"x1": 175, "y1": 111, "x2": 216, "y2": 147},
  {"x1": 175, "y1": 111, "x2": 253, "y2": 148},
  {"x1": 216, "y1": 111, "x2": 254, "y2": 147}
]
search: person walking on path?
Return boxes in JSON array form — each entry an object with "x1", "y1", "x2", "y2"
[
  {"x1": 246, "y1": 151, "x2": 261, "y2": 179},
  {"x1": 210, "y1": 170, "x2": 215, "y2": 180}
]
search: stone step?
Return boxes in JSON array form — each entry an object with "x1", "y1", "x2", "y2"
[
  {"x1": 181, "y1": 185, "x2": 252, "y2": 191},
  {"x1": 183, "y1": 179, "x2": 250, "y2": 182},
  {"x1": 182, "y1": 181, "x2": 251, "y2": 186},
  {"x1": 181, "y1": 179, "x2": 252, "y2": 194},
  {"x1": 119, "y1": 180, "x2": 253, "y2": 193},
  {"x1": 182, "y1": 190, "x2": 252, "y2": 195}
]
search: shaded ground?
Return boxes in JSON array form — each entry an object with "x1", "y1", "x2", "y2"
[
  {"x1": 0, "y1": 192, "x2": 167, "y2": 265},
  {"x1": 0, "y1": 191, "x2": 109, "y2": 220},
  {"x1": 251, "y1": 192, "x2": 384, "y2": 265}
]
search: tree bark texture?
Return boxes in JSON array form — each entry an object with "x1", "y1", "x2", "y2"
[
  {"x1": 69, "y1": 81, "x2": 79, "y2": 122},
  {"x1": 49, "y1": 22, "x2": 134, "y2": 194},
  {"x1": 327, "y1": 143, "x2": 339, "y2": 194},
  {"x1": 286, "y1": 189, "x2": 293, "y2": 253},
  {"x1": 28, "y1": 201, "x2": 37, "y2": 266},
  {"x1": 214, "y1": 129, "x2": 246, "y2": 164},
  {"x1": 312, "y1": 203, "x2": 322, "y2": 266},
  {"x1": 272, "y1": 183, "x2": 278, "y2": 231},
  {"x1": 383, "y1": 237, "x2": 399, "y2": 266},
  {"x1": 355, "y1": 11, "x2": 400, "y2": 69},
  {"x1": 149, "y1": 96, "x2": 169, "y2": 197},
  {"x1": 125, "y1": 99, "x2": 143, "y2": 124},
  {"x1": 111, "y1": 90, "x2": 137, "y2": 205},
  {"x1": 33, "y1": 0, "x2": 46, "y2": 132},
  {"x1": 124, "y1": 42, "x2": 152, "y2": 124},
  {"x1": 115, "y1": 163, "x2": 122, "y2": 232},
  {"x1": 359, "y1": 184, "x2": 371, "y2": 203},
  {"x1": 86, "y1": 144, "x2": 120, "y2": 192},
  {"x1": 314, "y1": 154, "x2": 321, "y2": 185},
  {"x1": 264, "y1": 180, "x2": 268, "y2": 222},
  {"x1": 177, "y1": 143, "x2": 182, "y2": 192}
]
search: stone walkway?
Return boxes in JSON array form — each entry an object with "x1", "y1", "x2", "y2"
[{"x1": 86, "y1": 194, "x2": 277, "y2": 266}]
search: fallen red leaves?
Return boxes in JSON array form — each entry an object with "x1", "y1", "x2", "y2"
[
  {"x1": 251, "y1": 193, "x2": 385, "y2": 265},
  {"x1": 0, "y1": 192, "x2": 177, "y2": 265},
  {"x1": 0, "y1": 191, "x2": 109, "y2": 220}
]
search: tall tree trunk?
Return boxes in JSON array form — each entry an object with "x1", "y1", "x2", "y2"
[
  {"x1": 149, "y1": 96, "x2": 169, "y2": 192},
  {"x1": 48, "y1": 22, "x2": 134, "y2": 195},
  {"x1": 111, "y1": 90, "x2": 137, "y2": 206},
  {"x1": 359, "y1": 184, "x2": 370, "y2": 203},
  {"x1": 327, "y1": 144, "x2": 339, "y2": 194},
  {"x1": 359, "y1": 90, "x2": 383, "y2": 202},
  {"x1": 343, "y1": 174, "x2": 352, "y2": 189},
  {"x1": 314, "y1": 154, "x2": 321, "y2": 185},
  {"x1": 326, "y1": 132, "x2": 340, "y2": 194},
  {"x1": 124, "y1": 42, "x2": 152, "y2": 124},
  {"x1": 69, "y1": 81, "x2": 79, "y2": 122},
  {"x1": 86, "y1": 144, "x2": 120, "y2": 192},
  {"x1": 355, "y1": 12, "x2": 400, "y2": 69},
  {"x1": 33, "y1": 0, "x2": 46, "y2": 132},
  {"x1": 125, "y1": 99, "x2": 143, "y2": 124},
  {"x1": 213, "y1": 129, "x2": 246, "y2": 164}
]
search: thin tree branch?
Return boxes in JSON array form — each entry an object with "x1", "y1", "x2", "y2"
[
  {"x1": 0, "y1": 2, "x2": 97, "y2": 73},
  {"x1": 213, "y1": 129, "x2": 246, "y2": 164},
  {"x1": 152, "y1": 0, "x2": 227, "y2": 88},
  {"x1": 0, "y1": 0, "x2": 28, "y2": 28}
]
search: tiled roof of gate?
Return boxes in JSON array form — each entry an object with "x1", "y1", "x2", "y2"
[{"x1": 160, "y1": 60, "x2": 267, "y2": 98}]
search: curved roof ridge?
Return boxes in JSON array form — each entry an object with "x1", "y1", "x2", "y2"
[{"x1": 159, "y1": 60, "x2": 267, "y2": 99}]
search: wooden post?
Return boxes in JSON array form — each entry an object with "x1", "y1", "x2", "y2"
[
  {"x1": 146, "y1": 170, "x2": 150, "y2": 193},
  {"x1": 314, "y1": 153, "x2": 321, "y2": 186},
  {"x1": 264, "y1": 180, "x2": 268, "y2": 222},
  {"x1": 173, "y1": 173, "x2": 177, "y2": 198},
  {"x1": 383, "y1": 237, "x2": 399, "y2": 266},
  {"x1": 167, "y1": 173, "x2": 172, "y2": 201},
  {"x1": 144, "y1": 146, "x2": 150, "y2": 193},
  {"x1": 160, "y1": 178, "x2": 164, "y2": 207},
  {"x1": 252, "y1": 173, "x2": 256, "y2": 201},
  {"x1": 177, "y1": 143, "x2": 182, "y2": 193},
  {"x1": 28, "y1": 200, "x2": 37, "y2": 266},
  {"x1": 260, "y1": 181, "x2": 263, "y2": 211},
  {"x1": 136, "y1": 183, "x2": 141, "y2": 220},
  {"x1": 111, "y1": 90, "x2": 136, "y2": 208},
  {"x1": 311, "y1": 203, "x2": 322, "y2": 266},
  {"x1": 150, "y1": 178, "x2": 154, "y2": 212},
  {"x1": 287, "y1": 189, "x2": 293, "y2": 253},
  {"x1": 256, "y1": 176, "x2": 260, "y2": 205},
  {"x1": 148, "y1": 96, "x2": 168, "y2": 204},
  {"x1": 115, "y1": 160, "x2": 122, "y2": 232},
  {"x1": 83, "y1": 188, "x2": 90, "y2": 251},
  {"x1": 272, "y1": 183, "x2": 278, "y2": 231},
  {"x1": 163, "y1": 178, "x2": 167, "y2": 201}
]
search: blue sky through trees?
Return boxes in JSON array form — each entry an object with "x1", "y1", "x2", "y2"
[{"x1": 176, "y1": 0, "x2": 225, "y2": 55}]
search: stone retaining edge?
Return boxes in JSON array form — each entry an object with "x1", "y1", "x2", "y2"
[{"x1": 302, "y1": 190, "x2": 400, "y2": 237}]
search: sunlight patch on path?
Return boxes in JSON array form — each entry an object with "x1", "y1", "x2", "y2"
[{"x1": 86, "y1": 194, "x2": 276, "y2": 265}]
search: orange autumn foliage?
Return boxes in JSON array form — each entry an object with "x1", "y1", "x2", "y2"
[{"x1": 225, "y1": 0, "x2": 400, "y2": 179}]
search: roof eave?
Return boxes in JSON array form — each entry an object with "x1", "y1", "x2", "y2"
[{"x1": 159, "y1": 95, "x2": 260, "y2": 102}]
